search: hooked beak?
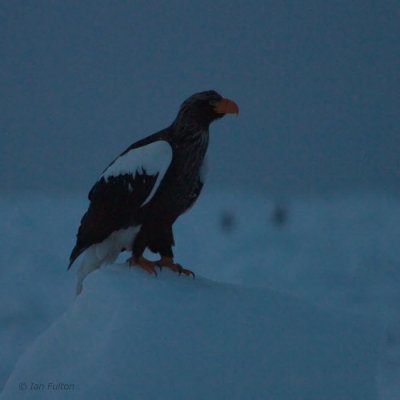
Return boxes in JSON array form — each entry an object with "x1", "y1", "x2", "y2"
[{"x1": 214, "y1": 97, "x2": 239, "y2": 115}]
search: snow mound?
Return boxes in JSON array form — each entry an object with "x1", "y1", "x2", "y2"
[{"x1": 3, "y1": 264, "x2": 378, "y2": 400}]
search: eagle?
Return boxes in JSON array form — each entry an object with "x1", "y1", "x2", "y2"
[{"x1": 68, "y1": 90, "x2": 239, "y2": 294}]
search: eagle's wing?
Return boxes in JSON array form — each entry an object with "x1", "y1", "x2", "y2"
[{"x1": 68, "y1": 139, "x2": 172, "y2": 268}]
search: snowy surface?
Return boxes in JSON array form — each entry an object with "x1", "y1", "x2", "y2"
[
  {"x1": 1, "y1": 189, "x2": 400, "y2": 398},
  {"x1": 3, "y1": 267, "x2": 378, "y2": 400}
]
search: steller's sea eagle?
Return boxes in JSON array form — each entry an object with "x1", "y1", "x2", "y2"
[{"x1": 68, "y1": 90, "x2": 239, "y2": 294}]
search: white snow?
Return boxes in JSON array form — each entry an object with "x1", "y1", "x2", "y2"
[
  {"x1": 102, "y1": 139, "x2": 173, "y2": 205},
  {"x1": 2, "y1": 267, "x2": 378, "y2": 400},
  {"x1": 1, "y1": 189, "x2": 400, "y2": 398}
]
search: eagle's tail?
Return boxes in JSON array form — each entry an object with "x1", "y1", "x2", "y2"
[
  {"x1": 74, "y1": 246, "x2": 104, "y2": 296},
  {"x1": 68, "y1": 245, "x2": 86, "y2": 270},
  {"x1": 68, "y1": 243, "x2": 103, "y2": 295}
]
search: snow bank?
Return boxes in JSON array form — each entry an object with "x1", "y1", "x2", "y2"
[{"x1": 3, "y1": 265, "x2": 378, "y2": 400}]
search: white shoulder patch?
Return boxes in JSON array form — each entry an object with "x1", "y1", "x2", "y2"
[{"x1": 102, "y1": 140, "x2": 173, "y2": 205}]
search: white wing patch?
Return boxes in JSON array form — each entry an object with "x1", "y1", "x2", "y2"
[{"x1": 101, "y1": 140, "x2": 173, "y2": 206}]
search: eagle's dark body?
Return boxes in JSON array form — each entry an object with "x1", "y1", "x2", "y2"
[{"x1": 69, "y1": 90, "x2": 238, "y2": 294}]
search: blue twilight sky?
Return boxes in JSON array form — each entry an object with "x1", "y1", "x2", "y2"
[{"x1": 1, "y1": 1, "x2": 399, "y2": 195}]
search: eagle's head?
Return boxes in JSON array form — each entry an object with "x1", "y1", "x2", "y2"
[{"x1": 174, "y1": 90, "x2": 239, "y2": 130}]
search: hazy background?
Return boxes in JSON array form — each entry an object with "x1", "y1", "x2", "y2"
[{"x1": 1, "y1": 0, "x2": 399, "y2": 196}]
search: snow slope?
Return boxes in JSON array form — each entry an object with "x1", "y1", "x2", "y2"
[
  {"x1": 0, "y1": 189, "x2": 399, "y2": 398},
  {"x1": 2, "y1": 266, "x2": 378, "y2": 400}
]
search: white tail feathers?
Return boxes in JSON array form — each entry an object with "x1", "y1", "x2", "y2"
[{"x1": 74, "y1": 225, "x2": 141, "y2": 295}]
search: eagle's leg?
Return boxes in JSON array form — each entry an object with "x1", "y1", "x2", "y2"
[
  {"x1": 155, "y1": 256, "x2": 195, "y2": 278},
  {"x1": 127, "y1": 256, "x2": 158, "y2": 276}
]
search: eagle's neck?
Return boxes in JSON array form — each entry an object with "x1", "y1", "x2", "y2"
[{"x1": 170, "y1": 118, "x2": 210, "y2": 150}]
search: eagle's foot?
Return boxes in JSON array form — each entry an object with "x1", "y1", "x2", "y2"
[
  {"x1": 155, "y1": 256, "x2": 195, "y2": 278},
  {"x1": 127, "y1": 256, "x2": 158, "y2": 276}
]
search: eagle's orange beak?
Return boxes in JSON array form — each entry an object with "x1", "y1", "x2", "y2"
[{"x1": 214, "y1": 98, "x2": 239, "y2": 115}]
